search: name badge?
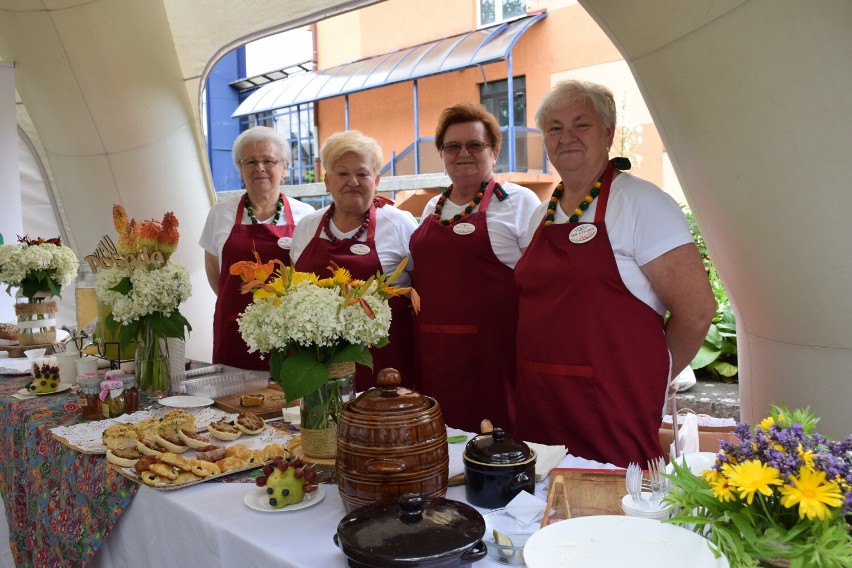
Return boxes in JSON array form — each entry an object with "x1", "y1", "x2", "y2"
[
  {"x1": 350, "y1": 243, "x2": 371, "y2": 256},
  {"x1": 452, "y1": 222, "x2": 476, "y2": 236},
  {"x1": 568, "y1": 224, "x2": 597, "y2": 244},
  {"x1": 277, "y1": 237, "x2": 292, "y2": 249}
]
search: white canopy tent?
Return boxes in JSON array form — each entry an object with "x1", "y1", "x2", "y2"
[{"x1": 0, "y1": 0, "x2": 850, "y2": 439}]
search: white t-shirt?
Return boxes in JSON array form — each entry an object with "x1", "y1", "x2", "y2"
[
  {"x1": 199, "y1": 193, "x2": 316, "y2": 268},
  {"x1": 290, "y1": 205, "x2": 418, "y2": 288},
  {"x1": 522, "y1": 173, "x2": 694, "y2": 315},
  {"x1": 417, "y1": 181, "x2": 541, "y2": 268}
]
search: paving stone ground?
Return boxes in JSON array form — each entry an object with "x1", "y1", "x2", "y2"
[{"x1": 676, "y1": 378, "x2": 740, "y2": 421}]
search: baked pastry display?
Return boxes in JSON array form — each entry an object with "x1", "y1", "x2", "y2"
[
  {"x1": 153, "y1": 433, "x2": 188, "y2": 454},
  {"x1": 106, "y1": 447, "x2": 142, "y2": 468},
  {"x1": 177, "y1": 428, "x2": 210, "y2": 449},
  {"x1": 234, "y1": 412, "x2": 265, "y2": 435},
  {"x1": 103, "y1": 424, "x2": 140, "y2": 450},
  {"x1": 207, "y1": 419, "x2": 242, "y2": 441},
  {"x1": 133, "y1": 417, "x2": 161, "y2": 441},
  {"x1": 0, "y1": 322, "x2": 17, "y2": 341},
  {"x1": 158, "y1": 409, "x2": 196, "y2": 436},
  {"x1": 239, "y1": 394, "x2": 264, "y2": 407},
  {"x1": 136, "y1": 438, "x2": 165, "y2": 456},
  {"x1": 255, "y1": 457, "x2": 319, "y2": 509}
]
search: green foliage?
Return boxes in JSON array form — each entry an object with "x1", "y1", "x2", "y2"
[{"x1": 683, "y1": 207, "x2": 738, "y2": 381}]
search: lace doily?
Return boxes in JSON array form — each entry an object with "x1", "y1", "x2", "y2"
[{"x1": 51, "y1": 407, "x2": 291, "y2": 454}]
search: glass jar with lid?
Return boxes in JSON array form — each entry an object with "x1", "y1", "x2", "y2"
[
  {"x1": 100, "y1": 379, "x2": 126, "y2": 419},
  {"x1": 75, "y1": 373, "x2": 102, "y2": 419}
]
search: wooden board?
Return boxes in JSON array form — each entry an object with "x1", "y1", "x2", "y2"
[
  {"x1": 213, "y1": 384, "x2": 295, "y2": 420},
  {"x1": 0, "y1": 342, "x2": 57, "y2": 358}
]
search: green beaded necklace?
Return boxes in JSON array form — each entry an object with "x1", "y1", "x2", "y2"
[{"x1": 245, "y1": 194, "x2": 283, "y2": 225}]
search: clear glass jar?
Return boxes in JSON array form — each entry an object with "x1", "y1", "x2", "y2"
[
  {"x1": 100, "y1": 379, "x2": 126, "y2": 419},
  {"x1": 107, "y1": 370, "x2": 139, "y2": 414},
  {"x1": 75, "y1": 261, "x2": 98, "y2": 332},
  {"x1": 76, "y1": 373, "x2": 102, "y2": 419}
]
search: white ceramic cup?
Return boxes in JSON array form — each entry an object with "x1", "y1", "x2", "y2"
[
  {"x1": 75, "y1": 357, "x2": 98, "y2": 376},
  {"x1": 56, "y1": 352, "x2": 80, "y2": 383}
]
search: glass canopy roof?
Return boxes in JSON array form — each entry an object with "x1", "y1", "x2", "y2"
[{"x1": 232, "y1": 12, "x2": 546, "y2": 117}]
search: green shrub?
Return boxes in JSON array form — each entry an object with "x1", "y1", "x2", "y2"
[{"x1": 683, "y1": 207, "x2": 738, "y2": 381}]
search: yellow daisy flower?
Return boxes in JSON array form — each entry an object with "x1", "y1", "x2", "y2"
[
  {"x1": 704, "y1": 469, "x2": 737, "y2": 502},
  {"x1": 797, "y1": 444, "x2": 815, "y2": 468},
  {"x1": 758, "y1": 416, "x2": 775, "y2": 430},
  {"x1": 723, "y1": 460, "x2": 782, "y2": 504},
  {"x1": 316, "y1": 277, "x2": 336, "y2": 288},
  {"x1": 779, "y1": 467, "x2": 845, "y2": 521}
]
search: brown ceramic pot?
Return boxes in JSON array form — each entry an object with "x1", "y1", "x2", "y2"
[{"x1": 336, "y1": 368, "x2": 449, "y2": 512}]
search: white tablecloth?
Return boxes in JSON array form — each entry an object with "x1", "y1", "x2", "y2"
[{"x1": 92, "y1": 453, "x2": 615, "y2": 568}]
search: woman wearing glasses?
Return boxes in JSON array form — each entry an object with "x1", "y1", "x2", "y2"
[
  {"x1": 290, "y1": 130, "x2": 418, "y2": 392},
  {"x1": 200, "y1": 126, "x2": 314, "y2": 370},
  {"x1": 409, "y1": 103, "x2": 540, "y2": 434}
]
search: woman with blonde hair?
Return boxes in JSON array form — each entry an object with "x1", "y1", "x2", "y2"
[{"x1": 290, "y1": 130, "x2": 418, "y2": 391}]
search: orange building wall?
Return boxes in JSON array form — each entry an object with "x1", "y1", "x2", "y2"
[{"x1": 313, "y1": 0, "x2": 671, "y2": 198}]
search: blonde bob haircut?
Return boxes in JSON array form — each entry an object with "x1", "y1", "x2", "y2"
[
  {"x1": 232, "y1": 125, "x2": 291, "y2": 169},
  {"x1": 320, "y1": 130, "x2": 384, "y2": 175},
  {"x1": 535, "y1": 79, "x2": 617, "y2": 133}
]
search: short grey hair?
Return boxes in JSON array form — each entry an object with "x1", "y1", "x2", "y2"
[
  {"x1": 232, "y1": 126, "x2": 291, "y2": 169},
  {"x1": 320, "y1": 130, "x2": 384, "y2": 174},
  {"x1": 535, "y1": 79, "x2": 617, "y2": 133}
]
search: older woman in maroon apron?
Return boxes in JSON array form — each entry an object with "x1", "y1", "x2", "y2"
[
  {"x1": 409, "y1": 103, "x2": 540, "y2": 434},
  {"x1": 200, "y1": 126, "x2": 315, "y2": 370},
  {"x1": 290, "y1": 130, "x2": 418, "y2": 393},
  {"x1": 515, "y1": 80, "x2": 715, "y2": 468}
]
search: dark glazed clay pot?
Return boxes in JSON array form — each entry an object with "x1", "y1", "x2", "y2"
[
  {"x1": 463, "y1": 428, "x2": 537, "y2": 508},
  {"x1": 336, "y1": 368, "x2": 449, "y2": 512},
  {"x1": 334, "y1": 493, "x2": 486, "y2": 568}
]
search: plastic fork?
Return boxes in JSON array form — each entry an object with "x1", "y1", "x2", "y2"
[
  {"x1": 647, "y1": 457, "x2": 669, "y2": 505},
  {"x1": 626, "y1": 462, "x2": 644, "y2": 503}
]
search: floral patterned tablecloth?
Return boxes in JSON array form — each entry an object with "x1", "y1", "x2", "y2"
[
  {"x1": 0, "y1": 375, "x2": 290, "y2": 567},
  {"x1": 0, "y1": 375, "x2": 137, "y2": 567}
]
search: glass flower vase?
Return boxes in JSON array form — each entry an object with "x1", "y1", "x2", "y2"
[
  {"x1": 299, "y1": 361, "x2": 356, "y2": 459},
  {"x1": 14, "y1": 291, "x2": 58, "y2": 346},
  {"x1": 134, "y1": 321, "x2": 171, "y2": 399}
]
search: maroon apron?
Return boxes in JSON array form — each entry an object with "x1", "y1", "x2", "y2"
[
  {"x1": 409, "y1": 178, "x2": 517, "y2": 434},
  {"x1": 213, "y1": 193, "x2": 295, "y2": 371},
  {"x1": 514, "y1": 165, "x2": 669, "y2": 468},
  {"x1": 294, "y1": 202, "x2": 415, "y2": 393}
]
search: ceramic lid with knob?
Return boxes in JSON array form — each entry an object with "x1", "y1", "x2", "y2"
[
  {"x1": 344, "y1": 368, "x2": 433, "y2": 416},
  {"x1": 464, "y1": 428, "x2": 535, "y2": 465},
  {"x1": 334, "y1": 493, "x2": 486, "y2": 566}
]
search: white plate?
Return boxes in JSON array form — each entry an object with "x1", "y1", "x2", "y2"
[
  {"x1": 18, "y1": 383, "x2": 73, "y2": 396},
  {"x1": 157, "y1": 395, "x2": 215, "y2": 408},
  {"x1": 523, "y1": 515, "x2": 729, "y2": 567},
  {"x1": 244, "y1": 485, "x2": 325, "y2": 513}
]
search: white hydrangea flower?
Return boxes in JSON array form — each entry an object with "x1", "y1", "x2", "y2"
[{"x1": 95, "y1": 263, "x2": 192, "y2": 325}]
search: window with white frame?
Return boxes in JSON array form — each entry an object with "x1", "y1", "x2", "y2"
[{"x1": 478, "y1": 0, "x2": 527, "y2": 26}]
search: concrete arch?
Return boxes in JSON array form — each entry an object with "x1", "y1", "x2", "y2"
[
  {"x1": 1, "y1": 0, "x2": 849, "y2": 437},
  {"x1": 580, "y1": 0, "x2": 852, "y2": 436}
]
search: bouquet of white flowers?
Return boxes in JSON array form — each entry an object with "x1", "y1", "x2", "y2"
[
  {"x1": 233, "y1": 254, "x2": 408, "y2": 429},
  {"x1": 0, "y1": 236, "x2": 78, "y2": 299},
  {"x1": 96, "y1": 206, "x2": 192, "y2": 395}
]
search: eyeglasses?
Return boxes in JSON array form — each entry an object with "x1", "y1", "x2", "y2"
[
  {"x1": 440, "y1": 141, "x2": 491, "y2": 155},
  {"x1": 239, "y1": 157, "x2": 280, "y2": 169}
]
